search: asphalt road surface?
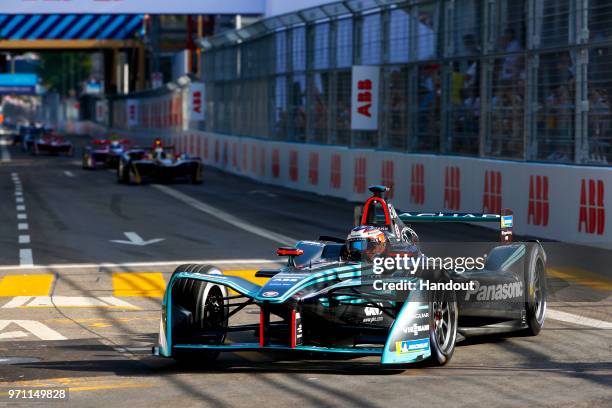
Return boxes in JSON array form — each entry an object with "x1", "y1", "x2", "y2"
[{"x1": 0, "y1": 134, "x2": 610, "y2": 407}]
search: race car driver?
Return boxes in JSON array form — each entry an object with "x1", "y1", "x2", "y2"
[{"x1": 346, "y1": 226, "x2": 388, "y2": 262}]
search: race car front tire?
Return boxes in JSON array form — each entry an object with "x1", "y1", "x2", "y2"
[
  {"x1": 523, "y1": 244, "x2": 547, "y2": 336},
  {"x1": 171, "y1": 265, "x2": 228, "y2": 363},
  {"x1": 428, "y1": 284, "x2": 458, "y2": 366}
]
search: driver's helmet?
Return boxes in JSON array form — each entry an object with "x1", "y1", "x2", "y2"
[
  {"x1": 152, "y1": 139, "x2": 165, "y2": 159},
  {"x1": 346, "y1": 226, "x2": 387, "y2": 262}
]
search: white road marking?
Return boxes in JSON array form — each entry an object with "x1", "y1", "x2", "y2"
[
  {"x1": 547, "y1": 309, "x2": 612, "y2": 329},
  {"x1": 0, "y1": 320, "x2": 66, "y2": 341},
  {"x1": 18, "y1": 235, "x2": 30, "y2": 244},
  {"x1": 64, "y1": 170, "x2": 75, "y2": 178},
  {"x1": 14, "y1": 191, "x2": 22, "y2": 196},
  {"x1": 0, "y1": 139, "x2": 10, "y2": 163},
  {"x1": 19, "y1": 249, "x2": 33, "y2": 267},
  {"x1": 110, "y1": 232, "x2": 165, "y2": 246},
  {"x1": 18, "y1": 223, "x2": 28, "y2": 230},
  {"x1": 1, "y1": 296, "x2": 139, "y2": 309},
  {"x1": 15, "y1": 197, "x2": 24, "y2": 203},
  {"x1": 1, "y1": 297, "x2": 31, "y2": 308},
  {"x1": 152, "y1": 184, "x2": 297, "y2": 246},
  {"x1": 0, "y1": 331, "x2": 28, "y2": 340},
  {"x1": 16, "y1": 205, "x2": 26, "y2": 211},
  {"x1": 17, "y1": 213, "x2": 27, "y2": 220},
  {"x1": 11, "y1": 172, "x2": 18, "y2": 177},
  {"x1": 0, "y1": 259, "x2": 278, "y2": 271}
]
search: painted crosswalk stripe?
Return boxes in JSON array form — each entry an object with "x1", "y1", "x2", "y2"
[
  {"x1": 15, "y1": 197, "x2": 24, "y2": 203},
  {"x1": 0, "y1": 274, "x2": 53, "y2": 297},
  {"x1": 17, "y1": 213, "x2": 27, "y2": 220},
  {"x1": 1, "y1": 296, "x2": 139, "y2": 309},
  {"x1": 16, "y1": 205, "x2": 26, "y2": 211},
  {"x1": 18, "y1": 235, "x2": 30, "y2": 244},
  {"x1": 18, "y1": 223, "x2": 28, "y2": 230},
  {"x1": 0, "y1": 320, "x2": 66, "y2": 341}
]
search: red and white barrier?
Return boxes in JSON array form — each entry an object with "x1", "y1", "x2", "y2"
[{"x1": 88, "y1": 127, "x2": 611, "y2": 249}]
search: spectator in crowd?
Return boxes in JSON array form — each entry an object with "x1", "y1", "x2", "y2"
[
  {"x1": 588, "y1": 88, "x2": 610, "y2": 164},
  {"x1": 499, "y1": 28, "x2": 523, "y2": 81}
]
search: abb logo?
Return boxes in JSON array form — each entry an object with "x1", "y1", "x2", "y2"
[
  {"x1": 251, "y1": 145, "x2": 257, "y2": 174},
  {"x1": 483, "y1": 171, "x2": 502, "y2": 214},
  {"x1": 578, "y1": 179, "x2": 605, "y2": 235},
  {"x1": 204, "y1": 138, "x2": 209, "y2": 160},
  {"x1": 192, "y1": 91, "x2": 202, "y2": 114},
  {"x1": 308, "y1": 153, "x2": 319, "y2": 186},
  {"x1": 528, "y1": 175, "x2": 549, "y2": 227},
  {"x1": 222, "y1": 141, "x2": 228, "y2": 167},
  {"x1": 354, "y1": 157, "x2": 366, "y2": 194},
  {"x1": 232, "y1": 143, "x2": 238, "y2": 169},
  {"x1": 330, "y1": 154, "x2": 341, "y2": 190},
  {"x1": 444, "y1": 166, "x2": 461, "y2": 210},
  {"x1": 214, "y1": 140, "x2": 219, "y2": 163},
  {"x1": 289, "y1": 151, "x2": 298, "y2": 182},
  {"x1": 259, "y1": 148, "x2": 266, "y2": 177},
  {"x1": 242, "y1": 144, "x2": 248, "y2": 172},
  {"x1": 357, "y1": 80, "x2": 373, "y2": 118},
  {"x1": 410, "y1": 163, "x2": 425, "y2": 205},
  {"x1": 381, "y1": 160, "x2": 394, "y2": 199},
  {"x1": 272, "y1": 149, "x2": 280, "y2": 178},
  {"x1": 128, "y1": 104, "x2": 136, "y2": 120}
]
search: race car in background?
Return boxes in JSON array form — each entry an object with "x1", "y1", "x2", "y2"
[
  {"x1": 154, "y1": 186, "x2": 547, "y2": 368},
  {"x1": 32, "y1": 131, "x2": 73, "y2": 156},
  {"x1": 20, "y1": 122, "x2": 44, "y2": 151},
  {"x1": 82, "y1": 138, "x2": 131, "y2": 169},
  {"x1": 117, "y1": 138, "x2": 202, "y2": 185}
]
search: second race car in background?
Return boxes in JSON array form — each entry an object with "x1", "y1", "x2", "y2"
[
  {"x1": 82, "y1": 138, "x2": 131, "y2": 169},
  {"x1": 117, "y1": 138, "x2": 202, "y2": 185},
  {"x1": 32, "y1": 131, "x2": 73, "y2": 156}
]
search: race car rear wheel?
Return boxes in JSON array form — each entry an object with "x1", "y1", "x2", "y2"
[
  {"x1": 429, "y1": 288, "x2": 458, "y2": 366},
  {"x1": 523, "y1": 246, "x2": 547, "y2": 336},
  {"x1": 171, "y1": 266, "x2": 228, "y2": 363},
  {"x1": 117, "y1": 161, "x2": 128, "y2": 183}
]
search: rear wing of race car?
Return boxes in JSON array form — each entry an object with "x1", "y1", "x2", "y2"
[{"x1": 397, "y1": 209, "x2": 514, "y2": 243}]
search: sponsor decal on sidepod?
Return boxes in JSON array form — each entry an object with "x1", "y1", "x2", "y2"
[{"x1": 465, "y1": 281, "x2": 523, "y2": 301}]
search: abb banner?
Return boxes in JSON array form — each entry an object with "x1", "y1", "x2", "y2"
[
  {"x1": 351, "y1": 66, "x2": 380, "y2": 130},
  {"x1": 126, "y1": 99, "x2": 139, "y2": 127},
  {"x1": 120, "y1": 128, "x2": 612, "y2": 249},
  {"x1": 189, "y1": 82, "x2": 205, "y2": 121}
]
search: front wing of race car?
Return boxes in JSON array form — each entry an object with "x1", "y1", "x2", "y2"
[
  {"x1": 132, "y1": 159, "x2": 201, "y2": 180},
  {"x1": 154, "y1": 269, "x2": 433, "y2": 365}
]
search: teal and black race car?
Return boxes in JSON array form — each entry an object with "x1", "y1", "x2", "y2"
[{"x1": 154, "y1": 186, "x2": 547, "y2": 367}]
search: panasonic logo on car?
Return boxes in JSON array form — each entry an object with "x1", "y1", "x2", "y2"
[
  {"x1": 396, "y1": 339, "x2": 430, "y2": 355},
  {"x1": 402, "y1": 323, "x2": 429, "y2": 335},
  {"x1": 465, "y1": 281, "x2": 523, "y2": 301}
]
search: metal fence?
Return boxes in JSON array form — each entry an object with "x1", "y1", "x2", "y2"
[{"x1": 199, "y1": 0, "x2": 612, "y2": 165}]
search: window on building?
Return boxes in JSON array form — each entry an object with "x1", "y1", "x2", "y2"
[
  {"x1": 361, "y1": 12, "x2": 382, "y2": 65},
  {"x1": 336, "y1": 18, "x2": 353, "y2": 68}
]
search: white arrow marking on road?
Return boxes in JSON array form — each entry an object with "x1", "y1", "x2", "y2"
[
  {"x1": 110, "y1": 232, "x2": 165, "y2": 246},
  {"x1": 64, "y1": 170, "x2": 75, "y2": 178},
  {"x1": 0, "y1": 330, "x2": 28, "y2": 339},
  {"x1": 0, "y1": 320, "x2": 66, "y2": 341}
]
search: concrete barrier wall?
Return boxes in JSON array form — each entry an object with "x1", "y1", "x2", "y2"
[{"x1": 66, "y1": 122, "x2": 612, "y2": 249}]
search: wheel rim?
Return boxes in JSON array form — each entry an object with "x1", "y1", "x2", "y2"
[
  {"x1": 533, "y1": 261, "x2": 546, "y2": 322},
  {"x1": 433, "y1": 299, "x2": 451, "y2": 351},
  {"x1": 202, "y1": 287, "x2": 226, "y2": 344}
]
